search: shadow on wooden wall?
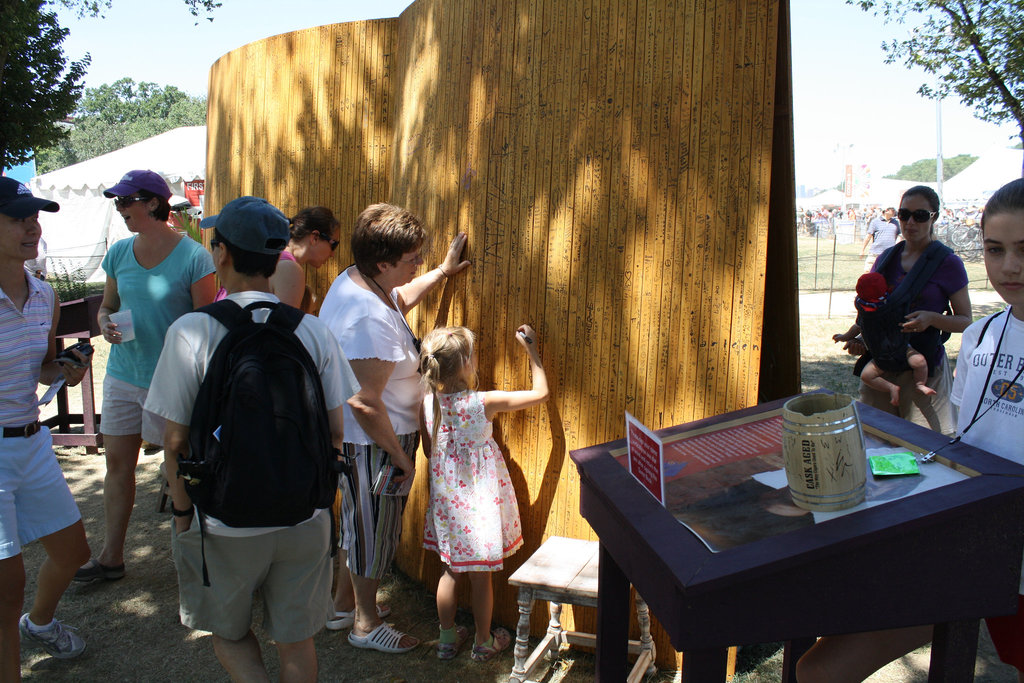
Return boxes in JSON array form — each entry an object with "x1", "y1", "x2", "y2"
[{"x1": 206, "y1": 0, "x2": 798, "y2": 668}]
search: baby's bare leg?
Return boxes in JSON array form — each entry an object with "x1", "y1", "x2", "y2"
[
  {"x1": 906, "y1": 348, "x2": 936, "y2": 396},
  {"x1": 861, "y1": 361, "x2": 900, "y2": 406}
]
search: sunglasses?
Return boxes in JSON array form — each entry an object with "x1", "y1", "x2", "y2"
[
  {"x1": 209, "y1": 238, "x2": 221, "y2": 250},
  {"x1": 898, "y1": 208, "x2": 937, "y2": 223},
  {"x1": 113, "y1": 195, "x2": 149, "y2": 209},
  {"x1": 313, "y1": 231, "x2": 339, "y2": 251}
]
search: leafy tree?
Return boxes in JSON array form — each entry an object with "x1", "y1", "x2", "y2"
[
  {"x1": 849, "y1": 0, "x2": 1024, "y2": 175},
  {"x1": 55, "y1": 0, "x2": 221, "y2": 20},
  {"x1": 884, "y1": 153, "x2": 978, "y2": 181},
  {"x1": 36, "y1": 78, "x2": 206, "y2": 173},
  {"x1": 0, "y1": 0, "x2": 89, "y2": 169}
]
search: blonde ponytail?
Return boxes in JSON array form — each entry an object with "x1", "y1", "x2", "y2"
[{"x1": 418, "y1": 326, "x2": 476, "y2": 452}]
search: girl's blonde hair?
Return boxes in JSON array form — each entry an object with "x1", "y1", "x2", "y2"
[{"x1": 419, "y1": 326, "x2": 476, "y2": 449}]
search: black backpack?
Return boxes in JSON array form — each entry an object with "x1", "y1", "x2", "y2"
[
  {"x1": 855, "y1": 240, "x2": 953, "y2": 376},
  {"x1": 177, "y1": 300, "x2": 338, "y2": 582}
]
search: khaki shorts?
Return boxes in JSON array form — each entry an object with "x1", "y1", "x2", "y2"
[{"x1": 171, "y1": 512, "x2": 332, "y2": 642}]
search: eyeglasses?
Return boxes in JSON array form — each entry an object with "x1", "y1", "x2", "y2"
[
  {"x1": 898, "y1": 208, "x2": 937, "y2": 223},
  {"x1": 313, "y1": 231, "x2": 339, "y2": 251},
  {"x1": 398, "y1": 252, "x2": 424, "y2": 265},
  {"x1": 209, "y1": 239, "x2": 221, "y2": 250},
  {"x1": 113, "y1": 195, "x2": 149, "y2": 209}
]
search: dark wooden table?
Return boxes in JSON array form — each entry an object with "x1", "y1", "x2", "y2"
[{"x1": 571, "y1": 394, "x2": 1024, "y2": 682}]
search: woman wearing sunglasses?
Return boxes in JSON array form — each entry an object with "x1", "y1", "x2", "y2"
[
  {"x1": 833, "y1": 185, "x2": 972, "y2": 434},
  {"x1": 75, "y1": 170, "x2": 216, "y2": 583},
  {"x1": 212, "y1": 205, "x2": 340, "y2": 312}
]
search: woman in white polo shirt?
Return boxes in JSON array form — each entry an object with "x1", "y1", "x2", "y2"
[{"x1": 0, "y1": 178, "x2": 91, "y2": 668}]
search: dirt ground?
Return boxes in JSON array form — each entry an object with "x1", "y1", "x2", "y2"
[{"x1": 21, "y1": 450, "x2": 641, "y2": 683}]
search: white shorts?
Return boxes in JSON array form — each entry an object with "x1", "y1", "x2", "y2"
[
  {"x1": 101, "y1": 375, "x2": 165, "y2": 444},
  {"x1": 0, "y1": 427, "x2": 82, "y2": 560}
]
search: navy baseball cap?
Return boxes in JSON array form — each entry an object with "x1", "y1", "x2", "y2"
[
  {"x1": 0, "y1": 177, "x2": 59, "y2": 218},
  {"x1": 200, "y1": 196, "x2": 289, "y2": 255}
]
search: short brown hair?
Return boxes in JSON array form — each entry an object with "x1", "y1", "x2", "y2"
[{"x1": 351, "y1": 203, "x2": 425, "y2": 276}]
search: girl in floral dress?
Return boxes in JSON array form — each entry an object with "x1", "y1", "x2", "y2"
[{"x1": 418, "y1": 324, "x2": 548, "y2": 661}]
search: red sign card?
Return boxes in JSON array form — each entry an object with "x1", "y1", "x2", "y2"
[{"x1": 626, "y1": 411, "x2": 664, "y2": 505}]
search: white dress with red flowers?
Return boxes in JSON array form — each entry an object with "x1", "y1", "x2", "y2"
[{"x1": 422, "y1": 390, "x2": 523, "y2": 572}]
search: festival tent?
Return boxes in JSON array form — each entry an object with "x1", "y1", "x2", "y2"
[
  {"x1": 799, "y1": 178, "x2": 931, "y2": 211},
  {"x1": 943, "y1": 145, "x2": 1023, "y2": 205},
  {"x1": 29, "y1": 126, "x2": 206, "y2": 282}
]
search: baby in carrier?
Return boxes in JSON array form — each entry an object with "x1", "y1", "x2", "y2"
[{"x1": 853, "y1": 271, "x2": 935, "y2": 406}]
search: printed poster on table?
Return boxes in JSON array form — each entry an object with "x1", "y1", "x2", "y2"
[{"x1": 625, "y1": 411, "x2": 665, "y2": 505}]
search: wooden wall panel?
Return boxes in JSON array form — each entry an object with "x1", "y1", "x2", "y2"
[
  {"x1": 206, "y1": 0, "x2": 795, "y2": 668},
  {"x1": 207, "y1": 20, "x2": 397, "y2": 302}
]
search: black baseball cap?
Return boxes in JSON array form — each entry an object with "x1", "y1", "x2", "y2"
[{"x1": 0, "y1": 177, "x2": 59, "y2": 218}]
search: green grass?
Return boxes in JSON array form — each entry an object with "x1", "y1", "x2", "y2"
[{"x1": 797, "y1": 234, "x2": 989, "y2": 293}]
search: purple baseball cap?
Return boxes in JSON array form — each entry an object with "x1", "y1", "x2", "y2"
[
  {"x1": 102, "y1": 170, "x2": 172, "y2": 199},
  {"x1": 0, "y1": 177, "x2": 59, "y2": 218}
]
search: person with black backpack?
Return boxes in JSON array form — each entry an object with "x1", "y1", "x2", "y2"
[
  {"x1": 833, "y1": 185, "x2": 973, "y2": 435},
  {"x1": 144, "y1": 197, "x2": 358, "y2": 682}
]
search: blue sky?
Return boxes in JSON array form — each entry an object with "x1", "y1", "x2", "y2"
[{"x1": 55, "y1": 0, "x2": 1021, "y2": 190}]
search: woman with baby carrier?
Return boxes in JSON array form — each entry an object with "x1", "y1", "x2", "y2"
[{"x1": 832, "y1": 185, "x2": 972, "y2": 435}]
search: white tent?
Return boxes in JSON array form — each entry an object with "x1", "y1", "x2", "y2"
[
  {"x1": 798, "y1": 178, "x2": 933, "y2": 211},
  {"x1": 943, "y1": 145, "x2": 1023, "y2": 205},
  {"x1": 30, "y1": 126, "x2": 206, "y2": 282}
]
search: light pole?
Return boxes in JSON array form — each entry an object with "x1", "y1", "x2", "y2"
[{"x1": 936, "y1": 95, "x2": 944, "y2": 205}]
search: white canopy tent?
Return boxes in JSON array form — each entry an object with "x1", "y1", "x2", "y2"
[
  {"x1": 943, "y1": 145, "x2": 1023, "y2": 206},
  {"x1": 30, "y1": 126, "x2": 206, "y2": 282},
  {"x1": 799, "y1": 178, "x2": 934, "y2": 211}
]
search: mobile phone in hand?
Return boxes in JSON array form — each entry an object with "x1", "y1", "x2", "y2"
[{"x1": 55, "y1": 341, "x2": 94, "y2": 368}]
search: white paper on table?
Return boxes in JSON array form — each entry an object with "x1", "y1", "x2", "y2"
[{"x1": 751, "y1": 447, "x2": 971, "y2": 524}]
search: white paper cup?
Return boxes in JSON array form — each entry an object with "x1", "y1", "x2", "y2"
[{"x1": 109, "y1": 309, "x2": 135, "y2": 342}]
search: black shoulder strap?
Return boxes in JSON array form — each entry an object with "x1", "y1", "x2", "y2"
[
  {"x1": 261, "y1": 301, "x2": 304, "y2": 334},
  {"x1": 888, "y1": 240, "x2": 953, "y2": 303},
  {"x1": 196, "y1": 299, "x2": 304, "y2": 334},
  {"x1": 196, "y1": 299, "x2": 251, "y2": 330}
]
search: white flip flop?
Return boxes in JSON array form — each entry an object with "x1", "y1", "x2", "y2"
[{"x1": 326, "y1": 604, "x2": 391, "y2": 631}]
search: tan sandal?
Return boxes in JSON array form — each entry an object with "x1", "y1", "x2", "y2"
[{"x1": 470, "y1": 626, "x2": 511, "y2": 662}]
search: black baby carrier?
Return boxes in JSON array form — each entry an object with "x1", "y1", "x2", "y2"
[{"x1": 854, "y1": 240, "x2": 953, "y2": 376}]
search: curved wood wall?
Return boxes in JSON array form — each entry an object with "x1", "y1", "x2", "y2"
[{"x1": 207, "y1": 0, "x2": 797, "y2": 668}]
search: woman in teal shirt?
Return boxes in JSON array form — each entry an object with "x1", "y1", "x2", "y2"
[{"x1": 75, "y1": 170, "x2": 215, "y2": 583}]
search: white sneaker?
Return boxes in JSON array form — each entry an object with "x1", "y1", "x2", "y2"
[{"x1": 19, "y1": 614, "x2": 86, "y2": 659}]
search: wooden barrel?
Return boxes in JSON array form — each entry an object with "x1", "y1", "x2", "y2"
[{"x1": 782, "y1": 394, "x2": 866, "y2": 511}]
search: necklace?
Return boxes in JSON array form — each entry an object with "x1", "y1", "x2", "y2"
[{"x1": 362, "y1": 269, "x2": 422, "y2": 354}]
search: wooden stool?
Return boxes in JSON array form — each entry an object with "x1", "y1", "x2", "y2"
[{"x1": 508, "y1": 536, "x2": 656, "y2": 682}]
